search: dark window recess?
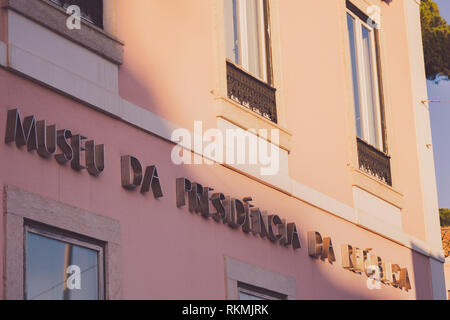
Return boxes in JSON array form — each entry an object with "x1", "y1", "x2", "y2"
[
  {"x1": 238, "y1": 282, "x2": 287, "y2": 300},
  {"x1": 226, "y1": 61, "x2": 277, "y2": 123},
  {"x1": 51, "y1": 0, "x2": 103, "y2": 29},
  {"x1": 357, "y1": 137, "x2": 392, "y2": 186}
]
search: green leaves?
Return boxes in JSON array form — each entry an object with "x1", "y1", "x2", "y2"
[
  {"x1": 439, "y1": 208, "x2": 450, "y2": 226},
  {"x1": 420, "y1": 0, "x2": 450, "y2": 81}
]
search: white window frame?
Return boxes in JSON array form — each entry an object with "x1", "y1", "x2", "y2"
[
  {"x1": 238, "y1": 282, "x2": 287, "y2": 300},
  {"x1": 231, "y1": 0, "x2": 269, "y2": 82},
  {"x1": 4, "y1": 185, "x2": 122, "y2": 300},
  {"x1": 24, "y1": 223, "x2": 105, "y2": 300},
  {"x1": 224, "y1": 256, "x2": 296, "y2": 300},
  {"x1": 347, "y1": 9, "x2": 384, "y2": 151}
]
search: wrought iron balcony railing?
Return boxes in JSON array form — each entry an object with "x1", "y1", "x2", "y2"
[
  {"x1": 357, "y1": 137, "x2": 392, "y2": 186},
  {"x1": 226, "y1": 61, "x2": 277, "y2": 123},
  {"x1": 51, "y1": 0, "x2": 103, "y2": 29}
]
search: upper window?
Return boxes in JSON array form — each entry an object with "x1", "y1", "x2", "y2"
[
  {"x1": 346, "y1": 2, "x2": 392, "y2": 185},
  {"x1": 50, "y1": 0, "x2": 103, "y2": 29},
  {"x1": 25, "y1": 223, "x2": 104, "y2": 300},
  {"x1": 224, "y1": 0, "x2": 277, "y2": 123},
  {"x1": 225, "y1": 0, "x2": 271, "y2": 83},
  {"x1": 347, "y1": 0, "x2": 392, "y2": 186},
  {"x1": 346, "y1": 7, "x2": 384, "y2": 151}
]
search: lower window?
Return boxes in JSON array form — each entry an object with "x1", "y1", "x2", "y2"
[
  {"x1": 238, "y1": 282, "x2": 287, "y2": 300},
  {"x1": 24, "y1": 223, "x2": 104, "y2": 300}
]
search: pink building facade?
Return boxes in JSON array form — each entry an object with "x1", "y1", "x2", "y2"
[{"x1": 0, "y1": 0, "x2": 447, "y2": 299}]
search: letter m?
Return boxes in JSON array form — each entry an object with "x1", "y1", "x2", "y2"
[
  {"x1": 5, "y1": 109, "x2": 37, "y2": 151},
  {"x1": 241, "y1": 305, "x2": 251, "y2": 315}
]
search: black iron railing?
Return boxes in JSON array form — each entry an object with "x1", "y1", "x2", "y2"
[
  {"x1": 357, "y1": 137, "x2": 392, "y2": 186},
  {"x1": 52, "y1": 0, "x2": 103, "y2": 29},
  {"x1": 226, "y1": 61, "x2": 277, "y2": 123}
]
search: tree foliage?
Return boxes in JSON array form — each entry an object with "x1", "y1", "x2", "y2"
[
  {"x1": 439, "y1": 208, "x2": 450, "y2": 226},
  {"x1": 420, "y1": 0, "x2": 450, "y2": 81}
]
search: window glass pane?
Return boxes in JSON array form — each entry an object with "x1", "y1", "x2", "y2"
[
  {"x1": 361, "y1": 26, "x2": 380, "y2": 148},
  {"x1": 347, "y1": 14, "x2": 363, "y2": 139},
  {"x1": 225, "y1": 0, "x2": 240, "y2": 64},
  {"x1": 26, "y1": 232, "x2": 100, "y2": 300},
  {"x1": 239, "y1": 291, "x2": 266, "y2": 300},
  {"x1": 245, "y1": 0, "x2": 262, "y2": 79}
]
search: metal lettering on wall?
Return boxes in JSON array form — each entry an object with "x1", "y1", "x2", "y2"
[
  {"x1": 4, "y1": 108, "x2": 412, "y2": 292},
  {"x1": 173, "y1": 177, "x2": 411, "y2": 291},
  {"x1": 176, "y1": 177, "x2": 301, "y2": 250},
  {"x1": 5, "y1": 109, "x2": 105, "y2": 177},
  {"x1": 120, "y1": 155, "x2": 163, "y2": 198},
  {"x1": 306, "y1": 232, "x2": 411, "y2": 291}
]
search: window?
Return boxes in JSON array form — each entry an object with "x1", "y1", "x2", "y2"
[
  {"x1": 225, "y1": 0, "x2": 271, "y2": 82},
  {"x1": 347, "y1": 6, "x2": 384, "y2": 150},
  {"x1": 346, "y1": 2, "x2": 392, "y2": 186},
  {"x1": 4, "y1": 185, "x2": 121, "y2": 300},
  {"x1": 224, "y1": 0, "x2": 277, "y2": 123},
  {"x1": 238, "y1": 282, "x2": 287, "y2": 300},
  {"x1": 25, "y1": 223, "x2": 104, "y2": 300},
  {"x1": 50, "y1": 0, "x2": 103, "y2": 29}
]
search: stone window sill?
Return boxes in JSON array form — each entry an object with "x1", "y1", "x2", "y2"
[
  {"x1": 214, "y1": 95, "x2": 292, "y2": 152},
  {"x1": 351, "y1": 168, "x2": 403, "y2": 209}
]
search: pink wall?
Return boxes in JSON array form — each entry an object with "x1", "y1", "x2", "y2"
[
  {"x1": 115, "y1": 0, "x2": 428, "y2": 242},
  {"x1": 117, "y1": 0, "x2": 218, "y2": 133},
  {"x1": 0, "y1": 68, "x2": 433, "y2": 299}
]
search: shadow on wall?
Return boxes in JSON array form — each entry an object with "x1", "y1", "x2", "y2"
[
  {"x1": 291, "y1": 233, "x2": 417, "y2": 300},
  {"x1": 411, "y1": 242, "x2": 443, "y2": 300},
  {"x1": 113, "y1": 61, "x2": 420, "y2": 301},
  {"x1": 0, "y1": 66, "x2": 430, "y2": 300}
]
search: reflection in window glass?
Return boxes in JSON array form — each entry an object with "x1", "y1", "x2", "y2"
[
  {"x1": 224, "y1": 0, "x2": 268, "y2": 82},
  {"x1": 361, "y1": 26, "x2": 380, "y2": 148},
  {"x1": 347, "y1": 14, "x2": 363, "y2": 139},
  {"x1": 246, "y1": 0, "x2": 263, "y2": 79},
  {"x1": 238, "y1": 283, "x2": 286, "y2": 300},
  {"x1": 239, "y1": 291, "x2": 266, "y2": 300},
  {"x1": 25, "y1": 231, "x2": 100, "y2": 300},
  {"x1": 225, "y1": 0, "x2": 240, "y2": 64},
  {"x1": 346, "y1": 9, "x2": 383, "y2": 151}
]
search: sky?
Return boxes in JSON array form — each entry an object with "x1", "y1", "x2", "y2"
[{"x1": 427, "y1": 0, "x2": 450, "y2": 208}]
